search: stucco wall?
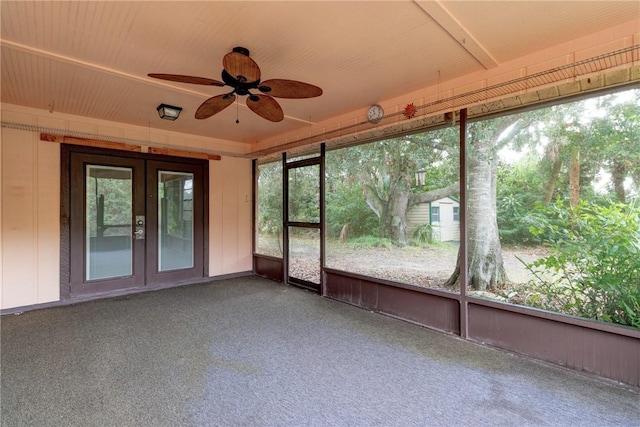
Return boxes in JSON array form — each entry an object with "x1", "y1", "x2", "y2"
[{"x1": 1, "y1": 106, "x2": 252, "y2": 310}]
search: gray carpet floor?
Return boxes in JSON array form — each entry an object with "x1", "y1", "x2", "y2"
[{"x1": 1, "y1": 276, "x2": 638, "y2": 426}]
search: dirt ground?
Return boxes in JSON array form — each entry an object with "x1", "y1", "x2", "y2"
[
  {"x1": 329, "y1": 244, "x2": 547, "y2": 289},
  {"x1": 285, "y1": 239, "x2": 548, "y2": 293}
]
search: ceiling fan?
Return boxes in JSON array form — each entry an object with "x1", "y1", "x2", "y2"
[{"x1": 148, "y1": 47, "x2": 323, "y2": 122}]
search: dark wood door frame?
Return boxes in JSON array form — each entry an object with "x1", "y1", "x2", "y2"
[
  {"x1": 61, "y1": 144, "x2": 209, "y2": 300},
  {"x1": 145, "y1": 159, "x2": 205, "y2": 285},
  {"x1": 69, "y1": 153, "x2": 146, "y2": 295},
  {"x1": 282, "y1": 144, "x2": 325, "y2": 293}
]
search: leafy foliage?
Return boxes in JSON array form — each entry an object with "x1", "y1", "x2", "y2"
[
  {"x1": 411, "y1": 223, "x2": 434, "y2": 244},
  {"x1": 288, "y1": 165, "x2": 320, "y2": 223},
  {"x1": 86, "y1": 170, "x2": 132, "y2": 237},
  {"x1": 256, "y1": 162, "x2": 283, "y2": 257},
  {"x1": 325, "y1": 181, "x2": 378, "y2": 238},
  {"x1": 525, "y1": 200, "x2": 640, "y2": 328},
  {"x1": 497, "y1": 156, "x2": 545, "y2": 245},
  {"x1": 257, "y1": 88, "x2": 640, "y2": 325},
  {"x1": 343, "y1": 235, "x2": 395, "y2": 249},
  {"x1": 326, "y1": 128, "x2": 459, "y2": 245},
  {"x1": 256, "y1": 162, "x2": 283, "y2": 235}
]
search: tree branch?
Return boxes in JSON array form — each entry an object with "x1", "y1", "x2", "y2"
[
  {"x1": 362, "y1": 183, "x2": 384, "y2": 218},
  {"x1": 410, "y1": 181, "x2": 460, "y2": 206}
]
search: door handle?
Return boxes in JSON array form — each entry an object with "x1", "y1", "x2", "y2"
[{"x1": 133, "y1": 226, "x2": 145, "y2": 239}]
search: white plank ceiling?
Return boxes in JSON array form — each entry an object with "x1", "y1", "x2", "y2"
[{"x1": 2, "y1": 1, "x2": 639, "y2": 151}]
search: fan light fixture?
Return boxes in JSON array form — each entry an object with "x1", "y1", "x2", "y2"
[
  {"x1": 156, "y1": 104, "x2": 182, "y2": 120},
  {"x1": 148, "y1": 46, "x2": 322, "y2": 123}
]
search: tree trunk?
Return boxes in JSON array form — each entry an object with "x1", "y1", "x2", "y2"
[
  {"x1": 632, "y1": 169, "x2": 640, "y2": 198},
  {"x1": 446, "y1": 126, "x2": 507, "y2": 291},
  {"x1": 612, "y1": 160, "x2": 626, "y2": 203},
  {"x1": 380, "y1": 191, "x2": 410, "y2": 246},
  {"x1": 466, "y1": 147, "x2": 507, "y2": 291},
  {"x1": 569, "y1": 148, "x2": 580, "y2": 209},
  {"x1": 544, "y1": 157, "x2": 562, "y2": 204}
]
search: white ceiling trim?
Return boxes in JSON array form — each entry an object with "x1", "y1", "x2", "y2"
[{"x1": 415, "y1": 0, "x2": 499, "y2": 69}]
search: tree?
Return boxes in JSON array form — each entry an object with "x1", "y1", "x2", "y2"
[
  {"x1": 457, "y1": 88, "x2": 640, "y2": 291},
  {"x1": 497, "y1": 155, "x2": 546, "y2": 245},
  {"x1": 585, "y1": 92, "x2": 640, "y2": 202},
  {"x1": 329, "y1": 129, "x2": 460, "y2": 246},
  {"x1": 539, "y1": 102, "x2": 592, "y2": 207},
  {"x1": 444, "y1": 107, "x2": 551, "y2": 291},
  {"x1": 256, "y1": 161, "x2": 284, "y2": 256}
]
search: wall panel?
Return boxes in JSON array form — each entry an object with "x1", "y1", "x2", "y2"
[
  {"x1": 222, "y1": 158, "x2": 239, "y2": 273},
  {"x1": 1, "y1": 128, "x2": 60, "y2": 309},
  {"x1": 236, "y1": 158, "x2": 253, "y2": 271},
  {"x1": 209, "y1": 156, "x2": 252, "y2": 276},
  {"x1": 36, "y1": 141, "x2": 60, "y2": 303},
  {"x1": 208, "y1": 159, "x2": 224, "y2": 275},
  {"x1": 2, "y1": 128, "x2": 37, "y2": 307},
  {"x1": 324, "y1": 269, "x2": 461, "y2": 335},
  {"x1": 468, "y1": 301, "x2": 640, "y2": 387}
]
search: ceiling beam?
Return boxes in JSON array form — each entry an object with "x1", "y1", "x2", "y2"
[{"x1": 415, "y1": 0, "x2": 498, "y2": 70}]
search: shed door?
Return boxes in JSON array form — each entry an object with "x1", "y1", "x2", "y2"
[{"x1": 438, "y1": 202, "x2": 455, "y2": 242}]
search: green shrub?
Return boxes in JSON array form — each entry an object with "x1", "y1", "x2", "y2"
[
  {"x1": 412, "y1": 223, "x2": 434, "y2": 244},
  {"x1": 325, "y1": 184, "x2": 378, "y2": 238},
  {"x1": 526, "y1": 200, "x2": 640, "y2": 328},
  {"x1": 497, "y1": 159, "x2": 545, "y2": 246},
  {"x1": 345, "y1": 235, "x2": 395, "y2": 249}
]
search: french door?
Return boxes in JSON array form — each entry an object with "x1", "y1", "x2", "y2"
[{"x1": 68, "y1": 150, "x2": 205, "y2": 297}]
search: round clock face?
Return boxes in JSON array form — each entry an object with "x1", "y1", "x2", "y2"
[{"x1": 367, "y1": 104, "x2": 384, "y2": 124}]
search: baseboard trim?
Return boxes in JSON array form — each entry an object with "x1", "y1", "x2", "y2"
[{"x1": 1, "y1": 271, "x2": 254, "y2": 315}]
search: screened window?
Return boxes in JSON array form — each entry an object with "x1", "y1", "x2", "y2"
[
  {"x1": 255, "y1": 161, "x2": 283, "y2": 257},
  {"x1": 470, "y1": 87, "x2": 640, "y2": 330},
  {"x1": 325, "y1": 126, "x2": 460, "y2": 292}
]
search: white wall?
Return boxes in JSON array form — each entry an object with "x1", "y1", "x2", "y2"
[
  {"x1": 1, "y1": 105, "x2": 253, "y2": 310},
  {"x1": 209, "y1": 156, "x2": 253, "y2": 276},
  {"x1": 1, "y1": 125, "x2": 60, "y2": 309}
]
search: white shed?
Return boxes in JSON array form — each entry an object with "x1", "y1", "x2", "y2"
[{"x1": 407, "y1": 197, "x2": 460, "y2": 242}]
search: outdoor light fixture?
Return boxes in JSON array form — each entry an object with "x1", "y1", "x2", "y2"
[{"x1": 156, "y1": 104, "x2": 182, "y2": 121}]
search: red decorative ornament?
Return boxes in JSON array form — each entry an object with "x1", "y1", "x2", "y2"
[{"x1": 403, "y1": 103, "x2": 417, "y2": 119}]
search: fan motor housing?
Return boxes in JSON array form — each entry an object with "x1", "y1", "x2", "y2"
[
  {"x1": 221, "y1": 69, "x2": 260, "y2": 93},
  {"x1": 232, "y1": 46, "x2": 250, "y2": 56}
]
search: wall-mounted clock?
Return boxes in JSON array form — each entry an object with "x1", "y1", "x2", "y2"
[{"x1": 367, "y1": 104, "x2": 384, "y2": 124}]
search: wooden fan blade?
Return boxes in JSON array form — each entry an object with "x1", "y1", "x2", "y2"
[
  {"x1": 222, "y1": 52, "x2": 261, "y2": 83},
  {"x1": 246, "y1": 95, "x2": 284, "y2": 122},
  {"x1": 148, "y1": 73, "x2": 224, "y2": 86},
  {"x1": 195, "y1": 94, "x2": 235, "y2": 119},
  {"x1": 259, "y1": 79, "x2": 323, "y2": 99}
]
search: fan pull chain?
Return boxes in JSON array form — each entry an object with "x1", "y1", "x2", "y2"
[{"x1": 236, "y1": 97, "x2": 239, "y2": 124}]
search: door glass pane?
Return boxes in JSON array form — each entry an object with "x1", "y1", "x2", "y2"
[
  {"x1": 86, "y1": 165, "x2": 133, "y2": 280},
  {"x1": 289, "y1": 226, "x2": 320, "y2": 284},
  {"x1": 288, "y1": 165, "x2": 320, "y2": 223},
  {"x1": 158, "y1": 171, "x2": 194, "y2": 271}
]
